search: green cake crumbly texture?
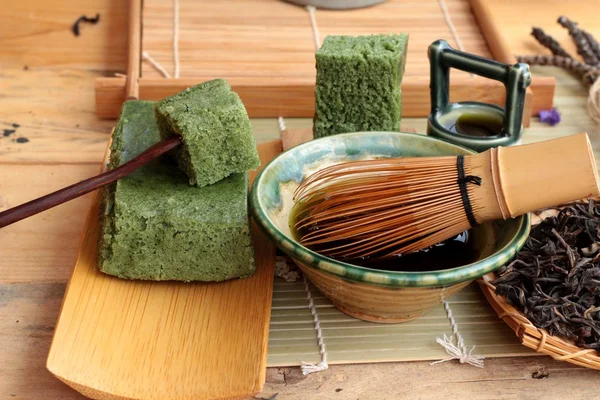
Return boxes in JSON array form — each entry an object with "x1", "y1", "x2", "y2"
[
  {"x1": 98, "y1": 100, "x2": 256, "y2": 282},
  {"x1": 154, "y1": 79, "x2": 260, "y2": 187},
  {"x1": 313, "y1": 34, "x2": 409, "y2": 138}
]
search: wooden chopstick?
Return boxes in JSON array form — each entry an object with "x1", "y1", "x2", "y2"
[{"x1": 0, "y1": 136, "x2": 182, "y2": 228}]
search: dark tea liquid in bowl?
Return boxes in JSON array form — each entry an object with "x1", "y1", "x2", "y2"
[
  {"x1": 350, "y1": 231, "x2": 478, "y2": 272},
  {"x1": 290, "y1": 204, "x2": 479, "y2": 272}
]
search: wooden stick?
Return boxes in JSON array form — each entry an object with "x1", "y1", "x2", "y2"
[
  {"x1": 0, "y1": 136, "x2": 182, "y2": 228},
  {"x1": 95, "y1": 75, "x2": 555, "y2": 122},
  {"x1": 125, "y1": 0, "x2": 142, "y2": 99}
]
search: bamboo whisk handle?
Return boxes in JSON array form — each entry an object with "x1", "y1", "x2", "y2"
[
  {"x1": 0, "y1": 136, "x2": 182, "y2": 229},
  {"x1": 491, "y1": 132, "x2": 600, "y2": 218}
]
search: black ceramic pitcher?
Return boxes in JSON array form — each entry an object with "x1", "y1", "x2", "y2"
[{"x1": 426, "y1": 40, "x2": 532, "y2": 152}]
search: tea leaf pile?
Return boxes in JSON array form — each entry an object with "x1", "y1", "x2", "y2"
[{"x1": 493, "y1": 201, "x2": 600, "y2": 350}]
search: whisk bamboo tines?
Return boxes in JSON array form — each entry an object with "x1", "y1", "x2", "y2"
[{"x1": 292, "y1": 133, "x2": 600, "y2": 261}]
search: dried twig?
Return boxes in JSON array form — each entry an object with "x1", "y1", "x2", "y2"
[
  {"x1": 558, "y1": 16, "x2": 600, "y2": 66},
  {"x1": 516, "y1": 55, "x2": 600, "y2": 86},
  {"x1": 583, "y1": 31, "x2": 600, "y2": 63},
  {"x1": 531, "y1": 27, "x2": 573, "y2": 59}
]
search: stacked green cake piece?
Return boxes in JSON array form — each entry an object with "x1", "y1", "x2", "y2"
[
  {"x1": 314, "y1": 33, "x2": 409, "y2": 138},
  {"x1": 154, "y1": 79, "x2": 260, "y2": 187},
  {"x1": 98, "y1": 79, "x2": 259, "y2": 282}
]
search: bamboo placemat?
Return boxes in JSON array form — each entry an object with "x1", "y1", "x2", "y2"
[
  {"x1": 267, "y1": 278, "x2": 536, "y2": 366},
  {"x1": 95, "y1": 0, "x2": 556, "y2": 120},
  {"x1": 141, "y1": 0, "x2": 489, "y2": 81}
]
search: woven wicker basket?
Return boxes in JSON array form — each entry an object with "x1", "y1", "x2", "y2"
[
  {"x1": 478, "y1": 272, "x2": 600, "y2": 370},
  {"x1": 477, "y1": 204, "x2": 600, "y2": 370}
]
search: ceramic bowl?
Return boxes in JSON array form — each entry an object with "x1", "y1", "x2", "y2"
[{"x1": 250, "y1": 132, "x2": 530, "y2": 323}]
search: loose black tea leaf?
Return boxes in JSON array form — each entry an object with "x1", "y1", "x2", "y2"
[
  {"x1": 493, "y1": 200, "x2": 600, "y2": 351},
  {"x1": 72, "y1": 13, "x2": 100, "y2": 37}
]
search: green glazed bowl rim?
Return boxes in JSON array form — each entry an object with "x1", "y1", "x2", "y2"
[{"x1": 250, "y1": 131, "x2": 531, "y2": 288}]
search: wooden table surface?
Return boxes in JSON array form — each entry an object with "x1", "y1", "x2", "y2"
[{"x1": 1, "y1": 1, "x2": 600, "y2": 399}]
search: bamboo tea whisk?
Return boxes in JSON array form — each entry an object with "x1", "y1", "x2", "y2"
[{"x1": 292, "y1": 133, "x2": 600, "y2": 261}]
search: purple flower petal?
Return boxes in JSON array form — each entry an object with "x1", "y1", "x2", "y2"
[{"x1": 538, "y1": 108, "x2": 561, "y2": 126}]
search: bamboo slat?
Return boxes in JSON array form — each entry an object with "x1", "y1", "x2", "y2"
[{"x1": 125, "y1": 0, "x2": 142, "y2": 99}]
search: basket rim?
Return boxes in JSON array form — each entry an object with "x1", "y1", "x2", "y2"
[{"x1": 478, "y1": 272, "x2": 600, "y2": 370}]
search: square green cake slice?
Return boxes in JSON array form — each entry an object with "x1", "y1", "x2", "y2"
[
  {"x1": 314, "y1": 34, "x2": 409, "y2": 138},
  {"x1": 98, "y1": 100, "x2": 256, "y2": 282},
  {"x1": 154, "y1": 79, "x2": 260, "y2": 187}
]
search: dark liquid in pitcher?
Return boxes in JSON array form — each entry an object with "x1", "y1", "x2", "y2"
[{"x1": 443, "y1": 112, "x2": 504, "y2": 137}]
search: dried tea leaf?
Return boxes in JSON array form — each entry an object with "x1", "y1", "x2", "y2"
[{"x1": 493, "y1": 200, "x2": 600, "y2": 352}]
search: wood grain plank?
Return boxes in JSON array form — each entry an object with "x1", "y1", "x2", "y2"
[
  {"x1": 0, "y1": 0, "x2": 128, "y2": 71},
  {"x1": 0, "y1": 164, "x2": 99, "y2": 283},
  {"x1": 0, "y1": 282, "x2": 86, "y2": 399},
  {"x1": 257, "y1": 357, "x2": 597, "y2": 399},
  {"x1": 0, "y1": 69, "x2": 114, "y2": 164}
]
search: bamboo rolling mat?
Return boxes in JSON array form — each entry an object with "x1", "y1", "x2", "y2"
[
  {"x1": 142, "y1": 0, "x2": 489, "y2": 80},
  {"x1": 267, "y1": 278, "x2": 536, "y2": 367},
  {"x1": 95, "y1": 0, "x2": 555, "y2": 120}
]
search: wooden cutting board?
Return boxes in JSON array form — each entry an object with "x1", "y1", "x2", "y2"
[
  {"x1": 476, "y1": 0, "x2": 600, "y2": 61},
  {"x1": 46, "y1": 140, "x2": 283, "y2": 400}
]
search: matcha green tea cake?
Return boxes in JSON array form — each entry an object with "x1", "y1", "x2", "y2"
[
  {"x1": 314, "y1": 34, "x2": 409, "y2": 138},
  {"x1": 154, "y1": 79, "x2": 260, "y2": 187},
  {"x1": 98, "y1": 100, "x2": 256, "y2": 282}
]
